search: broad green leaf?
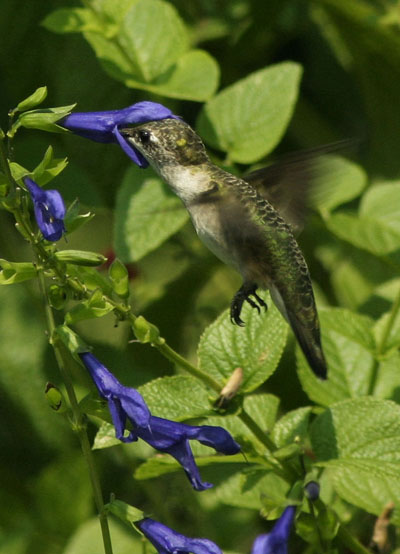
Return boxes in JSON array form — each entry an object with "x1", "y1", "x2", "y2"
[
  {"x1": 15, "y1": 86, "x2": 47, "y2": 112},
  {"x1": 138, "y1": 375, "x2": 212, "y2": 420},
  {"x1": 114, "y1": 165, "x2": 189, "y2": 262},
  {"x1": 92, "y1": 422, "x2": 120, "y2": 450},
  {"x1": 372, "y1": 352, "x2": 400, "y2": 402},
  {"x1": 204, "y1": 394, "x2": 280, "y2": 454},
  {"x1": 197, "y1": 62, "x2": 302, "y2": 163},
  {"x1": 272, "y1": 407, "x2": 312, "y2": 448},
  {"x1": 135, "y1": 454, "x2": 246, "y2": 481},
  {"x1": 326, "y1": 183, "x2": 400, "y2": 257},
  {"x1": 297, "y1": 308, "x2": 376, "y2": 406},
  {"x1": 0, "y1": 259, "x2": 36, "y2": 285},
  {"x1": 83, "y1": 31, "x2": 133, "y2": 83},
  {"x1": 198, "y1": 291, "x2": 288, "y2": 392},
  {"x1": 311, "y1": 397, "x2": 400, "y2": 524},
  {"x1": 215, "y1": 469, "x2": 290, "y2": 511},
  {"x1": 42, "y1": 8, "x2": 105, "y2": 34},
  {"x1": 311, "y1": 155, "x2": 367, "y2": 213},
  {"x1": 119, "y1": 0, "x2": 189, "y2": 83},
  {"x1": 63, "y1": 517, "x2": 139, "y2": 554},
  {"x1": 126, "y1": 49, "x2": 219, "y2": 101}
]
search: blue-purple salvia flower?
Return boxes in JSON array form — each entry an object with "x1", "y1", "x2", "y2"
[
  {"x1": 24, "y1": 177, "x2": 66, "y2": 241},
  {"x1": 79, "y1": 352, "x2": 151, "y2": 434},
  {"x1": 137, "y1": 518, "x2": 223, "y2": 554},
  {"x1": 60, "y1": 101, "x2": 179, "y2": 168},
  {"x1": 79, "y1": 352, "x2": 241, "y2": 491},
  {"x1": 134, "y1": 415, "x2": 240, "y2": 491},
  {"x1": 251, "y1": 506, "x2": 296, "y2": 554}
]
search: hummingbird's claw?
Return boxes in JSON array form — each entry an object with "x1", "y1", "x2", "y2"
[{"x1": 230, "y1": 283, "x2": 267, "y2": 326}]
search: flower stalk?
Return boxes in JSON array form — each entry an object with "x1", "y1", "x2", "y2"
[{"x1": 36, "y1": 266, "x2": 114, "y2": 554}]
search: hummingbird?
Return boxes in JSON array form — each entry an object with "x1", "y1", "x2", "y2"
[{"x1": 121, "y1": 119, "x2": 328, "y2": 380}]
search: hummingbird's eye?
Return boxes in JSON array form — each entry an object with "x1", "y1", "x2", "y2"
[{"x1": 138, "y1": 129, "x2": 151, "y2": 145}]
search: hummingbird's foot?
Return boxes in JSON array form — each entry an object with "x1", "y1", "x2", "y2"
[{"x1": 230, "y1": 284, "x2": 268, "y2": 326}]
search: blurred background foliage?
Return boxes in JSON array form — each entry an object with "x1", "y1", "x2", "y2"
[{"x1": 2, "y1": 0, "x2": 400, "y2": 552}]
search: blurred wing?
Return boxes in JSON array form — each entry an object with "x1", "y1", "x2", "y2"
[{"x1": 243, "y1": 139, "x2": 357, "y2": 234}]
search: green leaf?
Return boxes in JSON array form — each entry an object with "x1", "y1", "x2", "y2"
[
  {"x1": 92, "y1": 422, "x2": 121, "y2": 450},
  {"x1": 311, "y1": 155, "x2": 367, "y2": 213},
  {"x1": 126, "y1": 49, "x2": 219, "y2": 101},
  {"x1": 214, "y1": 468, "x2": 290, "y2": 511},
  {"x1": 272, "y1": 407, "x2": 312, "y2": 448},
  {"x1": 9, "y1": 104, "x2": 76, "y2": 136},
  {"x1": 42, "y1": 8, "x2": 105, "y2": 34},
  {"x1": 56, "y1": 324, "x2": 90, "y2": 357},
  {"x1": 15, "y1": 86, "x2": 47, "y2": 113},
  {"x1": 65, "y1": 289, "x2": 114, "y2": 324},
  {"x1": 0, "y1": 259, "x2": 36, "y2": 285},
  {"x1": 64, "y1": 199, "x2": 94, "y2": 234},
  {"x1": 135, "y1": 453, "x2": 245, "y2": 481},
  {"x1": 326, "y1": 183, "x2": 400, "y2": 257},
  {"x1": 198, "y1": 291, "x2": 288, "y2": 391},
  {"x1": 297, "y1": 308, "x2": 377, "y2": 406},
  {"x1": 114, "y1": 165, "x2": 189, "y2": 262},
  {"x1": 109, "y1": 258, "x2": 129, "y2": 299},
  {"x1": 138, "y1": 375, "x2": 211, "y2": 420},
  {"x1": 119, "y1": 0, "x2": 189, "y2": 83},
  {"x1": 66, "y1": 264, "x2": 114, "y2": 296},
  {"x1": 32, "y1": 145, "x2": 68, "y2": 186},
  {"x1": 106, "y1": 499, "x2": 144, "y2": 525},
  {"x1": 197, "y1": 62, "x2": 302, "y2": 163},
  {"x1": 205, "y1": 394, "x2": 280, "y2": 454},
  {"x1": 310, "y1": 397, "x2": 400, "y2": 524}
]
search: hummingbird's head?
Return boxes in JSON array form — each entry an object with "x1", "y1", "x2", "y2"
[{"x1": 121, "y1": 119, "x2": 209, "y2": 172}]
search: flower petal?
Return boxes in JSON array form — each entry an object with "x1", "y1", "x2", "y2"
[
  {"x1": 112, "y1": 126, "x2": 149, "y2": 167},
  {"x1": 187, "y1": 424, "x2": 241, "y2": 455},
  {"x1": 137, "y1": 518, "x2": 222, "y2": 554},
  {"x1": 251, "y1": 506, "x2": 296, "y2": 554}
]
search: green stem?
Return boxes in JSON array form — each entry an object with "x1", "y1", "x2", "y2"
[
  {"x1": 369, "y1": 285, "x2": 400, "y2": 396},
  {"x1": 155, "y1": 341, "x2": 222, "y2": 391},
  {"x1": 377, "y1": 285, "x2": 400, "y2": 356},
  {"x1": 239, "y1": 409, "x2": 296, "y2": 481},
  {"x1": 36, "y1": 268, "x2": 114, "y2": 554},
  {"x1": 336, "y1": 523, "x2": 372, "y2": 554}
]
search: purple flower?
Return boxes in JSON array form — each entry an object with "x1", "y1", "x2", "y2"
[
  {"x1": 135, "y1": 415, "x2": 241, "y2": 491},
  {"x1": 79, "y1": 352, "x2": 151, "y2": 434},
  {"x1": 24, "y1": 177, "x2": 66, "y2": 241},
  {"x1": 79, "y1": 352, "x2": 241, "y2": 491},
  {"x1": 60, "y1": 101, "x2": 179, "y2": 168},
  {"x1": 251, "y1": 506, "x2": 296, "y2": 554},
  {"x1": 137, "y1": 518, "x2": 223, "y2": 554}
]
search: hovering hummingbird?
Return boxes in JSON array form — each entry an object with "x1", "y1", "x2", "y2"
[{"x1": 121, "y1": 119, "x2": 328, "y2": 380}]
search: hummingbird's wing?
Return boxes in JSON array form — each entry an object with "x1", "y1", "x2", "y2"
[{"x1": 243, "y1": 139, "x2": 356, "y2": 234}]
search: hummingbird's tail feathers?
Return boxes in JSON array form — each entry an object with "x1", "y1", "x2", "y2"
[{"x1": 286, "y1": 310, "x2": 328, "y2": 380}]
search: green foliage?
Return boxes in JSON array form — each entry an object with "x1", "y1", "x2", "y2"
[
  {"x1": 3, "y1": 0, "x2": 400, "y2": 553},
  {"x1": 197, "y1": 62, "x2": 302, "y2": 163}
]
